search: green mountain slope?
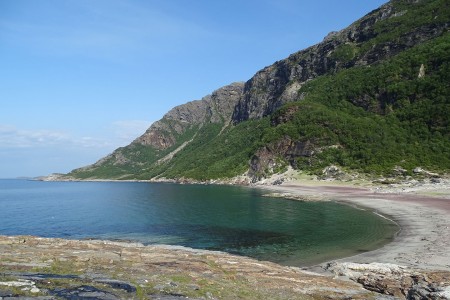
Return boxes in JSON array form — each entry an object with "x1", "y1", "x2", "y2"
[{"x1": 67, "y1": 0, "x2": 450, "y2": 182}]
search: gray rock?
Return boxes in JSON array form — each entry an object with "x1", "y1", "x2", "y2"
[
  {"x1": 50, "y1": 285, "x2": 119, "y2": 300},
  {"x1": 135, "y1": 82, "x2": 244, "y2": 150},
  {"x1": 322, "y1": 165, "x2": 342, "y2": 177},
  {"x1": 232, "y1": 2, "x2": 448, "y2": 122},
  {"x1": 187, "y1": 284, "x2": 200, "y2": 290},
  {"x1": 153, "y1": 284, "x2": 166, "y2": 291},
  {"x1": 418, "y1": 63, "x2": 426, "y2": 78},
  {"x1": 393, "y1": 166, "x2": 407, "y2": 176},
  {"x1": 149, "y1": 295, "x2": 191, "y2": 300},
  {"x1": 94, "y1": 279, "x2": 136, "y2": 293},
  {"x1": 327, "y1": 262, "x2": 450, "y2": 299},
  {"x1": 2, "y1": 297, "x2": 55, "y2": 300},
  {"x1": 0, "y1": 289, "x2": 13, "y2": 297},
  {"x1": 413, "y1": 167, "x2": 424, "y2": 174},
  {"x1": 248, "y1": 136, "x2": 315, "y2": 182}
]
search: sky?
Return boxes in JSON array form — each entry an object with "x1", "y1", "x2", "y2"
[{"x1": 0, "y1": 0, "x2": 387, "y2": 178}]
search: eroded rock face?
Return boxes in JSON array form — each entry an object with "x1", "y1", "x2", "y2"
[
  {"x1": 135, "y1": 82, "x2": 244, "y2": 150},
  {"x1": 232, "y1": 2, "x2": 449, "y2": 122},
  {"x1": 64, "y1": 0, "x2": 449, "y2": 181},
  {"x1": 66, "y1": 82, "x2": 245, "y2": 178},
  {"x1": 248, "y1": 136, "x2": 316, "y2": 182}
]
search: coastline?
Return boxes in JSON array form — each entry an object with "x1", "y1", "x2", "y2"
[
  {"x1": 0, "y1": 235, "x2": 389, "y2": 299},
  {"x1": 260, "y1": 180, "x2": 450, "y2": 272},
  {"x1": 2, "y1": 179, "x2": 450, "y2": 298},
  {"x1": 36, "y1": 175, "x2": 450, "y2": 271}
]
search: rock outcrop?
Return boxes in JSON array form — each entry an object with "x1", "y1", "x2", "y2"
[
  {"x1": 67, "y1": 83, "x2": 244, "y2": 178},
  {"x1": 2, "y1": 236, "x2": 450, "y2": 299},
  {"x1": 134, "y1": 82, "x2": 244, "y2": 150},
  {"x1": 0, "y1": 236, "x2": 380, "y2": 299},
  {"x1": 248, "y1": 136, "x2": 316, "y2": 182},
  {"x1": 232, "y1": 1, "x2": 449, "y2": 122},
  {"x1": 327, "y1": 262, "x2": 450, "y2": 300},
  {"x1": 65, "y1": 0, "x2": 450, "y2": 182}
]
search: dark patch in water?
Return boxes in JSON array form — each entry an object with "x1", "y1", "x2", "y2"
[{"x1": 142, "y1": 224, "x2": 293, "y2": 249}]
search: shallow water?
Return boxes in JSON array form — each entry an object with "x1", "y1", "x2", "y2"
[{"x1": 0, "y1": 179, "x2": 397, "y2": 266}]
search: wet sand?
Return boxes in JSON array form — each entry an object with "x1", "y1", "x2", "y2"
[{"x1": 261, "y1": 181, "x2": 450, "y2": 271}]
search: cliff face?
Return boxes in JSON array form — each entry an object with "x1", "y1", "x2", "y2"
[
  {"x1": 68, "y1": 83, "x2": 244, "y2": 178},
  {"x1": 67, "y1": 0, "x2": 450, "y2": 181},
  {"x1": 134, "y1": 82, "x2": 244, "y2": 150},
  {"x1": 232, "y1": 0, "x2": 449, "y2": 122}
]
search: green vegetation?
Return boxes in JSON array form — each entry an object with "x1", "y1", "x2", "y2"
[
  {"x1": 356, "y1": 0, "x2": 450, "y2": 56},
  {"x1": 331, "y1": 43, "x2": 357, "y2": 63},
  {"x1": 262, "y1": 33, "x2": 450, "y2": 175},
  {"x1": 162, "y1": 33, "x2": 449, "y2": 178},
  {"x1": 372, "y1": 0, "x2": 449, "y2": 45},
  {"x1": 136, "y1": 119, "x2": 270, "y2": 180},
  {"x1": 68, "y1": 123, "x2": 200, "y2": 179},
  {"x1": 69, "y1": 0, "x2": 449, "y2": 180}
]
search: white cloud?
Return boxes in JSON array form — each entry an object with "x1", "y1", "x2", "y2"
[
  {"x1": 0, "y1": 125, "x2": 69, "y2": 148},
  {"x1": 0, "y1": 125, "x2": 110, "y2": 149},
  {"x1": 0, "y1": 120, "x2": 151, "y2": 150},
  {"x1": 0, "y1": 121, "x2": 152, "y2": 177}
]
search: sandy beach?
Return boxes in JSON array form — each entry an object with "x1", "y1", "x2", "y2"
[{"x1": 260, "y1": 180, "x2": 450, "y2": 272}]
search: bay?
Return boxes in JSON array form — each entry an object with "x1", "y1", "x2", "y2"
[{"x1": 0, "y1": 179, "x2": 397, "y2": 266}]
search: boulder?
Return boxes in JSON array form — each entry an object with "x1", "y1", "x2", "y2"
[{"x1": 327, "y1": 262, "x2": 450, "y2": 299}]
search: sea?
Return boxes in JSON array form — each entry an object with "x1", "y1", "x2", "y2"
[{"x1": 0, "y1": 179, "x2": 398, "y2": 266}]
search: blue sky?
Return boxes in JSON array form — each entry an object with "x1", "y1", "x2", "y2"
[{"x1": 0, "y1": 0, "x2": 387, "y2": 178}]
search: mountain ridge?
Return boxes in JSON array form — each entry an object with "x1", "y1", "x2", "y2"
[
  {"x1": 232, "y1": 0, "x2": 449, "y2": 122},
  {"x1": 64, "y1": 0, "x2": 450, "y2": 182}
]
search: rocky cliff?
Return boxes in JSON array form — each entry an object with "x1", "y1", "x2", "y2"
[
  {"x1": 66, "y1": 0, "x2": 450, "y2": 182},
  {"x1": 135, "y1": 82, "x2": 244, "y2": 150},
  {"x1": 68, "y1": 83, "x2": 244, "y2": 179},
  {"x1": 232, "y1": 0, "x2": 449, "y2": 122}
]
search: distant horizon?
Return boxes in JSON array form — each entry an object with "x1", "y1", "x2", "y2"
[
  {"x1": 0, "y1": 0, "x2": 387, "y2": 178},
  {"x1": 0, "y1": 177, "x2": 35, "y2": 180}
]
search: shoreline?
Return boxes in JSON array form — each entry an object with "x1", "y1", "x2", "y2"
[
  {"x1": 260, "y1": 180, "x2": 450, "y2": 272},
  {"x1": 0, "y1": 235, "x2": 394, "y2": 299},
  {"x1": 2, "y1": 179, "x2": 450, "y2": 298},
  {"x1": 33, "y1": 176, "x2": 450, "y2": 271}
]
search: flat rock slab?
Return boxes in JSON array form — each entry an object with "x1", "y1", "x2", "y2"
[
  {"x1": 1, "y1": 235, "x2": 449, "y2": 299},
  {"x1": 0, "y1": 235, "x2": 374, "y2": 299},
  {"x1": 50, "y1": 285, "x2": 120, "y2": 300}
]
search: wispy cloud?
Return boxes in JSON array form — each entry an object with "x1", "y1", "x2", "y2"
[
  {"x1": 0, "y1": 125, "x2": 110, "y2": 149},
  {"x1": 0, "y1": 120, "x2": 150, "y2": 150},
  {"x1": 0, "y1": 125, "x2": 69, "y2": 148},
  {"x1": 0, "y1": 121, "x2": 153, "y2": 177}
]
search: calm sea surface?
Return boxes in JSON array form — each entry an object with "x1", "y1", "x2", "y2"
[{"x1": 0, "y1": 179, "x2": 397, "y2": 266}]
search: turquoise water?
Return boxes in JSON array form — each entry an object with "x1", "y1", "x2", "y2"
[{"x1": 0, "y1": 179, "x2": 397, "y2": 266}]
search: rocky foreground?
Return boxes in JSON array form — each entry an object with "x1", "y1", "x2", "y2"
[{"x1": 0, "y1": 236, "x2": 450, "y2": 300}]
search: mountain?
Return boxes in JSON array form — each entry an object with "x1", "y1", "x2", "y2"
[{"x1": 66, "y1": 0, "x2": 450, "y2": 182}]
